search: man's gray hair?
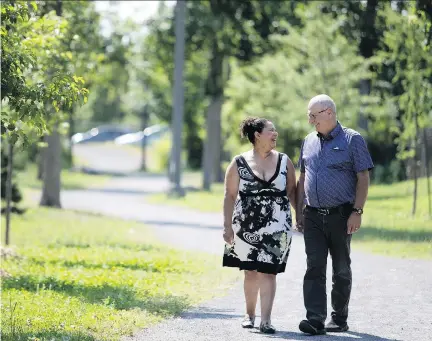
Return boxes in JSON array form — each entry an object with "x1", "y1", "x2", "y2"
[{"x1": 309, "y1": 94, "x2": 336, "y2": 114}]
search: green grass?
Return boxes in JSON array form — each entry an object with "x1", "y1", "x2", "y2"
[
  {"x1": 1, "y1": 208, "x2": 237, "y2": 341},
  {"x1": 16, "y1": 164, "x2": 111, "y2": 191},
  {"x1": 148, "y1": 177, "x2": 432, "y2": 259},
  {"x1": 355, "y1": 178, "x2": 432, "y2": 258}
]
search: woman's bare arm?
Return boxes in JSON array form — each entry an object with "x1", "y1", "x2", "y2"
[
  {"x1": 286, "y1": 157, "x2": 297, "y2": 213},
  {"x1": 223, "y1": 157, "x2": 240, "y2": 229}
]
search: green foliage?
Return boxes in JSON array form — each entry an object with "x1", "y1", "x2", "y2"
[
  {"x1": 72, "y1": 5, "x2": 135, "y2": 128},
  {"x1": 137, "y1": 0, "x2": 423, "y2": 177},
  {"x1": 147, "y1": 133, "x2": 172, "y2": 173},
  {"x1": 223, "y1": 4, "x2": 367, "y2": 159},
  {"x1": 375, "y1": 4, "x2": 432, "y2": 160},
  {"x1": 141, "y1": 1, "x2": 305, "y2": 169},
  {"x1": 141, "y1": 3, "x2": 209, "y2": 169},
  {"x1": 183, "y1": 0, "x2": 303, "y2": 63},
  {"x1": 1, "y1": 208, "x2": 236, "y2": 340},
  {"x1": 1, "y1": 1, "x2": 89, "y2": 143},
  {"x1": 371, "y1": 159, "x2": 405, "y2": 184}
]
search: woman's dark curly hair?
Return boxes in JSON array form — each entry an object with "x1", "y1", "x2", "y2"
[{"x1": 240, "y1": 117, "x2": 268, "y2": 145}]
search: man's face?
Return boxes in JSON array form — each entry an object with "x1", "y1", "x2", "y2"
[{"x1": 307, "y1": 104, "x2": 333, "y2": 133}]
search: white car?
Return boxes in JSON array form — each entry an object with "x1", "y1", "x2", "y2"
[
  {"x1": 71, "y1": 126, "x2": 134, "y2": 144},
  {"x1": 114, "y1": 124, "x2": 169, "y2": 146}
]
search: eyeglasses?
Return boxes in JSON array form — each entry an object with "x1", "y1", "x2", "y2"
[{"x1": 307, "y1": 108, "x2": 329, "y2": 119}]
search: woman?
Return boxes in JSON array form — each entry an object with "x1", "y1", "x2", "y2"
[{"x1": 223, "y1": 117, "x2": 297, "y2": 334}]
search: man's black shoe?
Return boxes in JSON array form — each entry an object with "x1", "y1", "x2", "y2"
[
  {"x1": 325, "y1": 320, "x2": 349, "y2": 332},
  {"x1": 299, "y1": 320, "x2": 326, "y2": 335}
]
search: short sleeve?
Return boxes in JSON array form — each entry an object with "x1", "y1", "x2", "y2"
[
  {"x1": 350, "y1": 134, "x2": 374, "y2": 173},
  {"x1": 298, "y1": 139, "x2": 306, "y2": 173}
]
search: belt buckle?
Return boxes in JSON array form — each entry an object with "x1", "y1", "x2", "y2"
[{"x1": 317, "y1": 208, "x2": 329, "y2": 215}]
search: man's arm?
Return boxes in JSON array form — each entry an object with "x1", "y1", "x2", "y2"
[
  {"x1": 353, "y1": 170, "x2": 370, "y2": 209},
  {"x1": 348, "y1": 134, "x2": 374, "y2": 234},
  {"x1": 295, "y1": 139, "x2": 306, "y2": 232},
  {"x1": 347, "y1": 170, "x2": 370, "y2": 234}
]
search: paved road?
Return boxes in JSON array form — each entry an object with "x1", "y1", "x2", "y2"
[{"x1": 36, "y1": 175, "x2": 431, "y2": 341}]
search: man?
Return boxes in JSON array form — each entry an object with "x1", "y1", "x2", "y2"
[{"x1": 296, "y1": 94, "x2": 374, "y2": 335}]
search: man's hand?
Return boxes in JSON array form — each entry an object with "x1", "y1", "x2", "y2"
[
  {"x1": 295, "y1": 214, "x2": 305, "y2": 234},
  {"x1": 295, "y1": 222, "x2": 304, "y2": 234},
  {"x1": 223, "y1": 226, "x2": 234, "y2": 245},
  {"x1": 347, "y1": 213, "x2": 362, "y2": 234}
]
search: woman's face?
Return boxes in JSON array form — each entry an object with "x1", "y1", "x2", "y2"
[{"x1": 255, "y1": 121, "x2": 278, "y2": 149}]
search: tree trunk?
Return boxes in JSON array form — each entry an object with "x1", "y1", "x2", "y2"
[
  {"x1": 202, "y1": 94, "x2": 223, "y2": 190},
  {"x1": 358, "y1": 0, "x2": 378, "y2": 132},
  {"x1": 185, "y1": 112, "x2": 203, "y2": 170},
  {"x1": 213, "y1": 103, "x2": 223, "y2": 183},
  {"x1": 40, "y1": 128, "x2": 62, "y2": 208},
  {"x1": 140, "y1": 105, "x2": 149, "y2": 171},
  {"x1": 358, "y1": 79, "x2": 370, "y2": 131},
  {"x1": 412, "y1": 114, "x2": 420, "y2": 216},
  {"x1": 423, "y1": 128, "x2": 431, "y2": 218},
  {"x1": 37, "y1": 138, "x2": 45, "y2": 180},
  {"x1": 5, "y1": 140, "x2": 14, "y2": 245},
  {"x1": 67, "y1": 111, "x2": 75, "y2": 168},
  {"x1": 169, "y1": 0, "x2": 186, "y2": 196},
  {"x1": 39, "y1": 0, "x2": 63, "y2": 207},
  {"x1": 202, "y1": 41, "x2": 224, "y2": 190},
  {"x1": 412, "y1": 155, "x2": 418, "y2": 216}
]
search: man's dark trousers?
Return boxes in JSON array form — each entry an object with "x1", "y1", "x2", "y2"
[{"x1": 303, "y1": 205, "x2": 352, "y2": 328}]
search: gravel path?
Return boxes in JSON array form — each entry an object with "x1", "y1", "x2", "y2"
[{"x1": 43, "y1": 175, "x2": 431, "y2": 341}]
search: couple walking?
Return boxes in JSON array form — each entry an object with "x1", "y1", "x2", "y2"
[{"x1": 222, "y1": 94, "x2": 374, "y2": 335}]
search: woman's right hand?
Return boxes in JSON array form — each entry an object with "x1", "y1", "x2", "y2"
[{"x1": 223, "y1": 226, "x2": 234, "y2": 245}]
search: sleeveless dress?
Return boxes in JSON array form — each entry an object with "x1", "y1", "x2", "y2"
[{"x1": 223, "y1": 152, "x2": 293, "y2": 275}]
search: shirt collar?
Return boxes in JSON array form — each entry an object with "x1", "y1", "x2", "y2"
[{"x1": 317, "y1": 122, "x2": 342, "y2": 141}]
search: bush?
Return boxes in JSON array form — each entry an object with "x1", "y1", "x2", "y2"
[
  {"x1": 148, "y1": 133, "x2": 171, "y2": 173},
  {"x1": 371, "y1": 160, "x2": 406, "y2": 184}
]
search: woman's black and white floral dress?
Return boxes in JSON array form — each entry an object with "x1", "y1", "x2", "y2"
[{"x1": 223, "y1": 153, "x2": 293, "y2": 275}]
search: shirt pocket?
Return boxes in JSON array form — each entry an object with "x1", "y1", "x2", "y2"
[{"x1": 327, "y1": 148, "x2": 352, "y2": 170}]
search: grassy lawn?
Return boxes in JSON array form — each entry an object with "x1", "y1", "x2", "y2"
[
  {"x1": 356, "y1": 178, "x2": 431, "y2": 258},
  {"x1": 1, "y1": 208, "x2": 237, "y2": 341},
  {"x1": 16, "y1": 164, "x2": 111, "y2": 191},
  {"x1": 148, "y1": 177, "x2": 432, "y2": 259}
]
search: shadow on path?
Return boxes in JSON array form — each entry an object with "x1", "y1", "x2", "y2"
[
  {"x1": 80, "y1": 188, "x2": 163, "y2": 196},
  {"x1": 181, "y1": 307, "x2": 243, "y2": 320},
  {"x1": 256, "y1": 330, "x2": 401, "y2": 341},
  {"x1": 140, "y1": 220, "x2": 221, "y2": 231},
  {"x1": 78, "y1": 167, "x2": 165, "y2": 178},
  {"x1": 356, "y1": 226, "x2": 432, "y2": 243}
]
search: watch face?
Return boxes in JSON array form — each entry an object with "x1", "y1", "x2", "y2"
[{"x1": 353, "y1": 208, "x2": 363, "y2": 214}]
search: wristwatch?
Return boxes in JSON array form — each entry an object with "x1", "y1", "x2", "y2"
[{"x1": 352, "y1": 207, "x2": 363, "y2": 215}]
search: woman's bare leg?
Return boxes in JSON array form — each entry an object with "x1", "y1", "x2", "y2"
[
  {"x1": 244, "y1": 270, "x2": 259, "y2": 317},
  {"x1": 258, "y1": 273, "x2": 277, "y2": 323}
]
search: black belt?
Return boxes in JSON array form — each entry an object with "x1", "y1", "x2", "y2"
[{"x1": 306, "y1": 203, "x2": 352, "y2": 216}]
